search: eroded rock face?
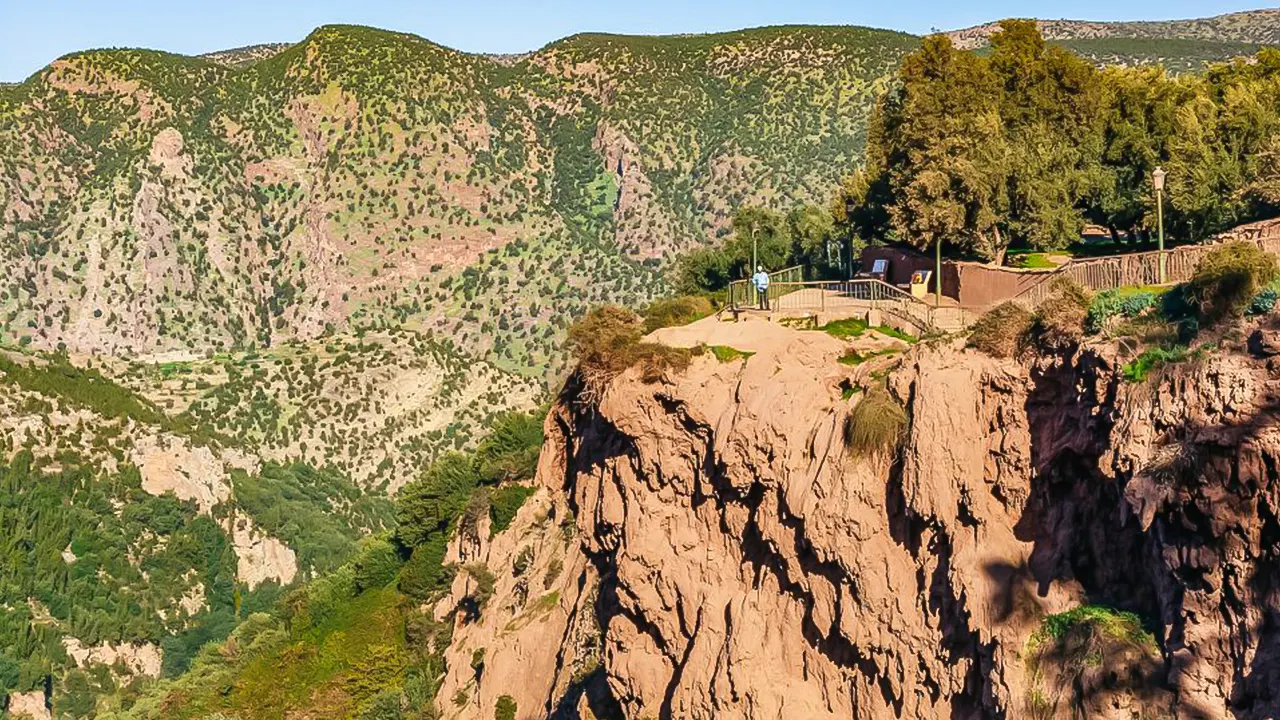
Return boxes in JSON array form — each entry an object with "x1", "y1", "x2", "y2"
[
  {"x1": 6, "y1": 691, "x2": 50, "y2": 720},
  {"x1": 460, "y1": 320, "x2": 1280, "y2": 719}
]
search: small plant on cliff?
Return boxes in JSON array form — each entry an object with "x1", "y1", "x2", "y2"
[
  {"x1": 494, "y1": 695, "x2": 517, "y2": 720},
  {"x1": 968, "y1": 302, "x2": 1033, "y2": 358},
  {"x1": 843, "y1": 389, "x2": 907, "y2": 458},
  {"x1": 1121, "y1": 344, "x2": 1207, "y2": 382},
  {"x1": 1189, "y1": 242, "x2": 1280, "y2": 323},
  {"x1": 1024, "y1": 604, "x2": 1159, "y2": 720}
]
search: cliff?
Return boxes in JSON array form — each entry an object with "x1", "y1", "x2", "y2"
[{"x1": 438, "y1": 316, "x2": 1280, "y2": 719}]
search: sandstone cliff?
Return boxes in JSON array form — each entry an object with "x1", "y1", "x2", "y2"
[{"x1": 444, "y1": 316, "x2": 1280, "y2": 719}]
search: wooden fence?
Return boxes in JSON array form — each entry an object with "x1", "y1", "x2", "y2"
[{"x1": 1011, "y1": 236, "x2": 1280, "y2": 308}]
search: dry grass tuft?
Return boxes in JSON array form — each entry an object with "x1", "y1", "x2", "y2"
[
  {"x1": 968, "y1": 302, "x2": 1034, "y2": 358},
  {"x1": 569, "y1": 305, "x2": 692, "y2": 403},
  {"x1": 1034, "y1": 278, "x2": 1091, "y2": 350},
  {"x1": 843, "y1": 388, "x2": 907, "y2": 458}
]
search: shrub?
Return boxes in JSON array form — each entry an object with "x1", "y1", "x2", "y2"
[
  {"x1": 642, "y1": 295, "x2": 714, "y2": 332},
  {"x1": 1034, "y1": 278, "x2": 1090, "y2": 349},
  {"x1": 494, "y1": 695, "x2": 518, "y2": 720},
  {"x1": 843, "y1": 389, "x2": 907, "y2": 458},
  {"x1": 353, "y1": 537, "x2": 402, "y2": 593},
  {"x1": 1119, "y1": 291, "x2": 1157, "y2": 318},
  {"x1": 398, "y1": 535, "x2": 452, "y2": 601},
  {"x1": 489, "y1": 485, "x2": 536, "y2": 536},
  {"x1": 1087, "y1": 289, "x2": 1160, "y2": 334},
  {"x1": 1248, "y1": 285, "x2": 1280, "y2": 316},
  {"x1": 473, "y1": 411, "x2": 543, "y2": 484},
  {"x1": 968, "y1": 302, "x2": 1033, "y2": 358},
  {"x1": 1189, "y1": 242, "x2": 1279, "y2": 322}
]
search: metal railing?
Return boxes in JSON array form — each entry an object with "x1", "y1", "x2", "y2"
[{"x1": 728, "y1": 277, "x2": 975, "y2": 334}]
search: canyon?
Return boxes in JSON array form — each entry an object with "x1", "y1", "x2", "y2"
[{"x1": 441, "y1": 315, "x2": 1280, "y2": 719}]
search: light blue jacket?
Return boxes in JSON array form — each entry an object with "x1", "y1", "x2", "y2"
[{"x1": 752, "y1": 271, "x2": 770, "y2": 290}]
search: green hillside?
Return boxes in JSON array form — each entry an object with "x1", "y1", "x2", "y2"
[{"x1": 0, "y1": 24, "x2": 918, "y2": 384}]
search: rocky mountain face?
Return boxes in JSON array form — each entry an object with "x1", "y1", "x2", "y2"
[
  {"x1": 0, "y1": 24, "x2": 915, "y2": 381},
  {"x1": 449, "y1": 317, "x2": 1280, "y2": 719},
  {"x1": 2, "y1": 19, "x2": 1273, "y2": 382},
  {"x1": 947, "y1": 9, "x2": 1280, "y2": 49}
]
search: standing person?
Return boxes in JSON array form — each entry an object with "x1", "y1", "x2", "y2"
[{"x1": 752, "y1": 266, "x2": 770, "y2": 311}]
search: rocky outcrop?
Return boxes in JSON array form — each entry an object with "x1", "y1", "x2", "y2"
[
  {"x1": 6, "y1": 690, "x2": 50, "y2": 720},
  {"x1": 60, "y1": 638, "x2": 163, "y2": 679},
  {"x1": 462, "y1": 317, "x2": 1280, "y2": 719}
]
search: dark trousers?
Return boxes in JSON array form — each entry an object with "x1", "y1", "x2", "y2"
[{"x1": 757, "y1": 287, "x2": 769, "y2": 310}]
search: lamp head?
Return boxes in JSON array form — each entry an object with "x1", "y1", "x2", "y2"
[{"x1": 1152, "y1": 166, "x2": 1167, "y2": 192}]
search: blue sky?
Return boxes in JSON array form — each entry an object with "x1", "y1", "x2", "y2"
[{"x1": 1, "y1": 0, "x2": 1275, "y2": 82}]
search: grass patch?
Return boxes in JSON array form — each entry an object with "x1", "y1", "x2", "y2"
[
  {"x1": 820, "y1": 317, "x2": 869, "y2": 339},
  {"x1": 709, "y1": 345, "x2": 754, "y2": 362},
  {"x1": 843, "y1": 389, "x2": 907, "y2": 458},
  {"x1": 1121, "y1": 345, "x2": 1206, "y2": 382},
  {"x1": 1008, "y1": 252, "x2": 1059, "y2": 269}
]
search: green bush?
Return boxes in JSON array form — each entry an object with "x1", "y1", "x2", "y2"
[
  {"x1": 642, "y1": 295, "x2": 714, "y2": 332},
  {"x1": 473, "y1": 411, "x2": 543, "y2": 484},
  {"x1": 843, "y1": 389, "x2": 907, "y2": 458},
  {"x1": 1189, "y1": 242, "x2": 1280, "y2": 322},
  {"x1": 395, "y1": 453, "x2": 478, "y2": 548},
  {"x1": 398, "y1": 535, "x2": 452, "y2": 601},
  {"x1": 1087, "y1": 289, "x2": 1159, "y2": 334},
  {"x1": 968, "y1": 302, "x2": 1033, "y2": 358}
]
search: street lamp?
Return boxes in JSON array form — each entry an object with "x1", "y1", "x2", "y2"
[{"x1": 1152, "y1": 166, "x2": 1167, "y2": 284}]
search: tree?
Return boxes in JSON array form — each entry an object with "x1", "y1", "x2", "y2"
[
  {"x1": 726, "y1": 206, "x2": 791, "y2": 273},
  {"x1": 395, "y1": 453, "x2": 478, "y2": 549},
  {"x1": 873, "y1": 34, "x2": 1011, "y2": 261}
]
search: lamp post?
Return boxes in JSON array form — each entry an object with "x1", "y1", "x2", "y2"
[
  {"x1": 1153, "y1": 166, "x2": 1167, "y2": 284},
  {"x1": 935, "y1": 238, "x2": 942, "y2": 308},
  {"x1": 751, "y1": 226, "x2": 759, "y2": 306}
]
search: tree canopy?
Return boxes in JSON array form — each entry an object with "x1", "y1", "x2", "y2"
[{"x1": 859, "y1": 20, "x2": 1280, "y2": 261}]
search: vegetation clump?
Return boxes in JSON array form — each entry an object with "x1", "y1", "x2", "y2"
[
  {"x1": 843, "y1": 389, "x2": 907, "y2": 458},
  {"x1": 1033, "y1": 279, "x2": 1091, "y2": 349},
  {"x1": 1023, "y1": 604, "x2": 1160, "y2": 719},
  {"x1": 568, "y1": 306, "x2": 692, "y2": 401},
  {"x1": 1188, "y1": 242, "x2": 1280, "y2": 323},
  {"x1": 642, "y1": 295, "x2": 715, "y2": 332},
  {"x1": 968, "y1": 302, "x2": 1034, "y2": 358},
  {"x1": 709, "y1": 345, "x2": 754, "y2": 362},
  {"x1": 820, "y1": 317, "x2": 869, "y2": 339},
  {"x1": 1121, "y1": 345, "x2": 1207, "y2": 382}
]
